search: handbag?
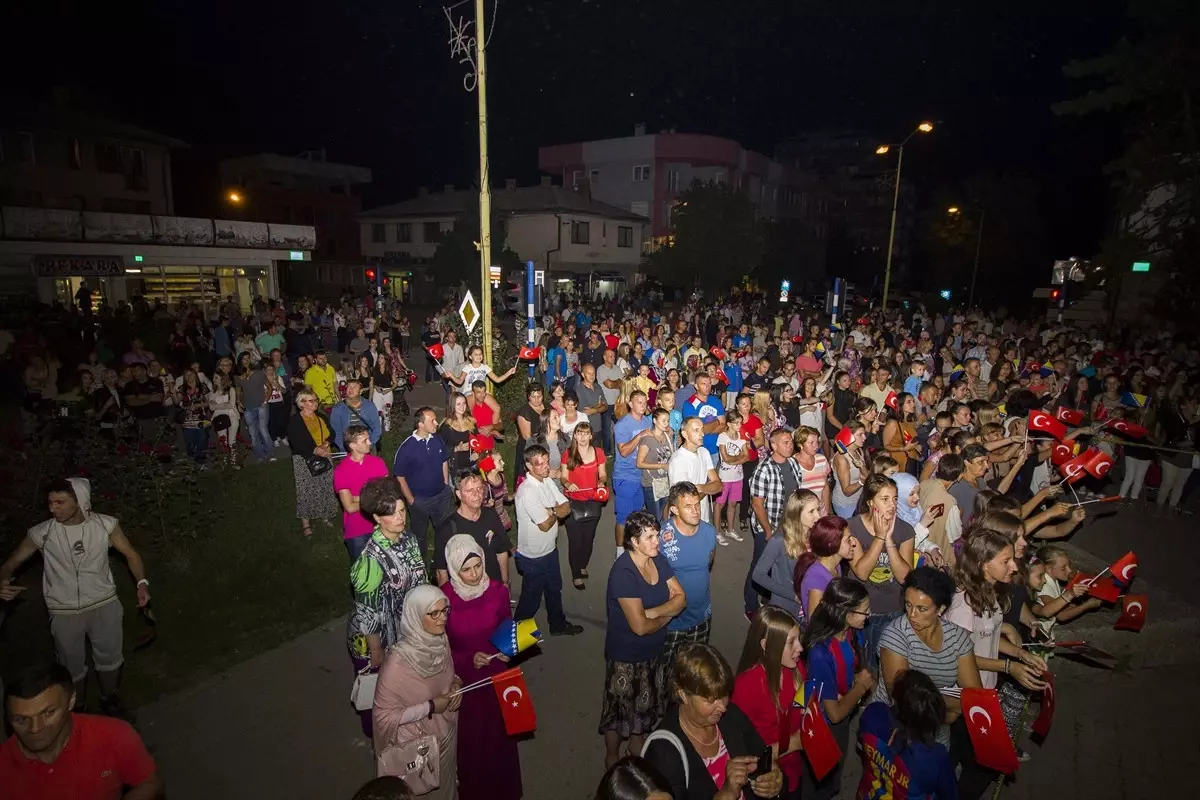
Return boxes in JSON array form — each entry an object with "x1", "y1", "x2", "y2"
[
  {"x1": 570, "y1": 499, "x2": 601, "y2": 522},
  {"x1": 377, "y1": 734, "x2": 441, "y2": 793},
  {"x1": 641, "y1": 729, "x2": 689, "y2": 788},
  {"x1": 651, "y1": 475, "x2": 670, "y2": 501},
  {"x1": 350, "y1": 666, "x2": 378, "y2": 711},
  {"x1": 306, "y1": 454, "x2": 334, "y2": 477}
]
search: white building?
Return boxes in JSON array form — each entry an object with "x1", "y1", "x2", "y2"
[{"x1": 359, "y1": 179, "x2": 647, "y2": 284}]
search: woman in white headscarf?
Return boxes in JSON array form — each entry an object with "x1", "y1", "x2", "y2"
[
  {"x1": 374, "y1": 585, "x2": 462, "y2": 798},
  {"x1": 443, "y1": 534, "x2": 523, "y2": 800},
  {"x1": 892, "y1": 472, "x2": 947, "y2": 568}
]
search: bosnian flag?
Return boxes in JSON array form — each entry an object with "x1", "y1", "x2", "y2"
[
  {"x1": 1120, "y1": 392, "x2": 1149, "y2": 409},
  {"x1": 950, "y1": 364, "x2": 966, "y2": 382},
  {"x1": 489, "y1": 619, "x2": 542, "y2": 658}
]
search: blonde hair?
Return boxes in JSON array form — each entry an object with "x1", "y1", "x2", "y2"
[
  {"x1": 792, "y1": 425, "x2": 819, "y2": 450},
  {"x1": 751, "y1": 389, "x2": 774, "y2": 423},
  {"x1": 779, "y1": 489, "x2": 819, "y2": 560},
  {"x1": 294, "y1": 388, "x2": 318, "y2": 407}
]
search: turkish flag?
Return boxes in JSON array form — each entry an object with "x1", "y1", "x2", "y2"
[
  {"x1": 1105, "y1": 418, "x2": 1148, "y2": 439},
  {"x1": 961, "y1": 688, "x2": 1019, "y2": 774},
  {"x1": 1114, "y1": 594, "x2": 1148, "y2": 632},
  {"x1": 833, "y1": 425, "x2": 855, "y2": 454},
  {"x1": 518, "y1": 346, "x2": 541, "y2": 361},
  {"x1": 426, "y1": 343, "x2": 445, "y2": 361},
  {"x1": 884, "y1": 391, "x2": 899, "y2": 411},
  {"x1": 801, "y1": 695, "x2": 842, "y2": 781},
  {"x1": 1055, "y1": 640, "x2": 1116, "y2": 667},
  {"x1": 1059, "y1": 452, "x2": 1091, "y2": 484},
  {"x1": 1031, "y1": 671, "x2": 1056, "y2": 738},
  {"x1": 478, "y1": 455, "x2": 497, "y2": 474},
  {"x1": 1055, "y1": 407, "x2": 1085, "y2": 426},
  {"x1": 1086, "y1": 575, "x2": 1122, "y2": 604},
  {"x1": 603, "y1": 334, "x2": 619, "y2": 351},
  {"x1": 902, "y1": 428, "x2": 915, "y2": 444},
  {"x1": 1108, "y1": 550, "x2": 1138, "y2": 585},
  {"x1": 709, "y1": 346, "x2": 728, "y2": 361},
  {"x1": 1028, "y1": 410, "x2": 1068, "y2": 441},
  {"x1": 1064, "y1": 572, "x2": 1095, "y2": 594},
  {"x1": 469, "y1": 434, "x2": 496, "y2": 453},
  {"x1": 491, "y1": 667, "x2": 537, "y2": 735},
  {"x1": 593, "y1": 485, "x2": 610, "y2": 502},
  {"x1": 1084, "y1": 448, "x2": 1115, "y2": 479},
  {"x1": 1050, "y1": 440, "x2": 1077, "y2": 466}
]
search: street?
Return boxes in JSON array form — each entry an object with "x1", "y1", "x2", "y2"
[{"x1": 134, "y1": 493, "x2": 1200, "y2": 799}]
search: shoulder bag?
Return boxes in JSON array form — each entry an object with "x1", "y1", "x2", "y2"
[
  {"x1": 350, "y1": 664, "x2": 378, "y2": 711},
  {"x1": 641, "y1": 729, "x2": 689, "y2": 789},
  {"x1": 570, "y1": 499, "x2": 601, "y2": 522}
]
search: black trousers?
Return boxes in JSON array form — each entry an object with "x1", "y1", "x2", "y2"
[
  {"x1": 564, "y1": 514, "x2": 599, "y2": 579},
  {"x1": 949, "y1": 715, "x2": 1000, "y2": 799}
]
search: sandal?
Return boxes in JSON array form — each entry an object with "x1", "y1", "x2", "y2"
[
  {"x1": 301, "y1": 523, "x2": 313, "y2": 537},
  {"x1": 573, "y1": 579, "x2": 586, "y2": 591}
]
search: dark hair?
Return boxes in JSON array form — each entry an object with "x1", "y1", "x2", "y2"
[
  {"x1": 936, "y1": 453, "x2": 965, "y2": 482},
  {"x1": 523, "y1": 443, "x2": 549, "y2": 466},
  {"x1": 564, "y1": 390, "x2": 579, "y2": 406},
  {"x1": 793, "y1": 515, "x2": 847, "y2": 593},
  {"x1": 565, "y1": 422, "x2": 595, "y2": 470},
  {"x1": 352, "y1": 776, "x2": 414, "y2": 800},
  {"x1": 44, "y1": 478, "x2": 77, "y2": 501},
  {"x1": 344, "y1": 423, "x2": 371, "y2": 443},
  {"x1": 668, "y1": 481, "x2": 700, "y2": 513},
  {"x1": 801, "y1": 577, "x2": 868, "y2": 670},
  {"x1": 961, "y1": 443, "x2": 989, "y2": 463},
  {"x1": 359, "y1": 477, "x2": 407, "y2": 519},
  {"x1": 595, "y1": 756, "x2": 672, "y2": 800},
  {"x1": 853, "y1": 396, "x2": 878, "y2": 418},
  {"x1": 622, "y1": 511, "x2": 660, "y2": 549},
  {"x1": 471, "y1": 379, "x2": 487, "y2": 390},
  {"x1": 526, "y1": 383, "x2": 544, "y2": 399},
  {"x1": 413, "y1": 405, "x2": 436, "y2": 425},
  {"x1": 671, "y1": 643, "x2": 734, "y2": 702},
  {"x1": 902, "y1": 566, "x2": 957, "y2": 610},
  {"x1": 891, "y1": 669, "x2": 946, "y2": 752},
  {"x1": 855, "y1": 474, "x2": 897, "y2": 515},
  {"x1": 454, "y1": 468, "x2": 486, "y2": 490},
  {"x1": 4, "y1": 661, "x2": 73, "y2": 704}
]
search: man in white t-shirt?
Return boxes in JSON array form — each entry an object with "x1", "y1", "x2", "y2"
[{"x1": 668, "y1": 418, "x2": 722, "y2": 522}]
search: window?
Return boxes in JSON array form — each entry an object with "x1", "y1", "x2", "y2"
[
  {"x1": 633, "y1": 165, "x2": 651, "y2": 182},
  {"x1": 713, "y1": 171, "x2": 726, "y2": 185},
  {"x1": 589, "y1": 169, "x2": 600, "y2": 185},
  {"x1": 571, "y1": 170, "x2": 582, "y2": 188},
  {"x1": 667, "y1": 170, "x2": 680, "y2": 192},
  {"x1": 423, "y1": 221, "x2": 444, "y2": 244},
  {"x1": 396, "y1": 223, "x2": 413, "y2": 243},
  {"x1": 95, "y1": 143, "x2": 123, "y2": 173},
  {"x1": 371, "y1": 223, "x2": 386, "y2": 243},
  {"x1": 570, "y1": 220, "x2": 590, "y2": 244},
  {"x1": 630, "y1": 201, "x2": 650, "y2": 218},
  {"x1": 617, "y1": 225, "x2": 634, "y2": 248}
]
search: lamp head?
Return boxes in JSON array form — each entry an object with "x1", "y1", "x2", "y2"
[
  {"x1": 875, "y1": 145, "x2": 890, "y2": 155},
  {"x1": 918, "y1": 122, "x2": 934, "y2": 133}
]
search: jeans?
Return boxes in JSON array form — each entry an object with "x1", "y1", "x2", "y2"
[
  {"x1": 242, "y1": 406, "x2": 273, "y2": 460},
  {"x1": 1119, "y1": 456, "x2": 1151, "y2": 500},
  {"x1": 643, "y1": 485, "x2": 667, "y2": 521},
  {"x1": 182, "y1": 427, "x2": 208, "y2": 464},
  {"x1": 600, "y1": 409, "x2": 615, "y2": 453},
  {"x1": 344, "y1": 534, "x2": 371, "y2": 561},
  {"x1": 514, "y1": 549, "x2": 570, "y2": 632},
  {"x1": 743, "y1": 530, "x2": 769, "y2": 615},
  {"x1": 408, "y1": 485, "x2": 455, "y2": 561}
]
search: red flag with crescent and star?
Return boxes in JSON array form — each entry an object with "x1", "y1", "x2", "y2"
[
  {"x1": 1114, "y1": 594, "x2": 1148, "y2": 632},
  {"x1": 801, "y1": 693, "x2": 842, "y2": 780},
  {"x1": 1108, "y1": 551, "x2": 1138, "y2": 586},
  {"x1": 961, "y1": 688, "x2": 1019, "y2": 774},
  {"x1": 884, "y1": 391, "x2": 899, "y2": 411},
  {"x1": 1084, "y1": 448, "x2": 1114, "y2": 479},
  {"x1": 1085, "y1": 575, "x2": 1122, "y2": 604},
  {"x1": 1055, "y1": 407, "x2": 1085, "y2": 426},
  {"x1": 1059, "y1": 451, "x2": 1091, "y2": 484},
  {"x1": 1104, "y1": 418, "x2": 1148, "y2": 439},
  {"x1": 491, "y1": 667, "x2": 537, "y2": 735},
  {"x1": 1031, "y1": 671, "x2": 1056, "y2": 738},
  {"x1": 1050, "y1": 439, "x2": 1078, "y2": 466},
  {"x1": 1028, "y1": 409, "x2": 1068, "y2": 441}
]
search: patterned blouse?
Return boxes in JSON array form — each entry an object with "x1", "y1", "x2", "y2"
[{"x1": 347, "y1": 528, "x2": 428, "y2": 658}]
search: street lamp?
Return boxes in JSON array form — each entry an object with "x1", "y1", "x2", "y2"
[
  {"x1": 226, "y1": 190, "x2": 243, "y2": 205},
  {"x1": 947, "y1": 205, "x2": 986, "y2": 309},
  {"x1": 876, "y1": 121, "x2": 934, "y2": 310}
]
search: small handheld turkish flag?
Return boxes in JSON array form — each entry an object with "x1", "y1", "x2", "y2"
[
  {"x1": 833, "y1": 426, "x2": 855, "y2": 454},
  {"x1": 1058, "y1": 451, "x2": 1091, "y2": 484},
  {"x1": 884, "y1": 391, "x2": 899, "y2": 411},
  {"x1": 426, "y1": 343, "x2": 445, "y2": 362},
  {"x1": 801, "y1": 694, "x2": 842, "y2": 781},
  {"x1": 1028, "y1": 410, "x2": 1068, "y2": 441},
  {"x1": 1114, "y1": 594, "x2": 1148, "y2": 632},
  {"x1": 1055, "y1": 407, "x2": 1085, "y2": 426},
  {"x1": 1108, "y1": 550, "x2": 1138, "y2": 585},
  {"x1": 1064, "y1": 571, "x2": 1095, "y2": 594},
  {"x1": 709, "y1": 347, "x2": 728, "y2": 361},
  {"x1": 478, "y1": 455, "x2": 497, "y2": 474},
  {"x1": 1031, "y1": 671, "x2": 1056, "y2": 738},
  {"x1": 593, "y1": 485, "x2": 610, "y2": 503},
  {"x1": 604, "y1": 333, "x2": 619, "y2": 351},
  {"x1": 961, "y1": 688, "x2": 1019, "y2": 774},
  {"x1": 491, "y1": 667, "x2": 537, "y2": 735},
  {"x1": 1086, "y1": 575, "x2": 1121, "y2": 604},
  {"x1": 1050, "y1": 440, "x2": 1077, "y2": 466},
  {"x1": 1105, "y1": 418, "x2": 1148, "y2": 438},
  {"x1": 469, "y1": 434, "x2": 496, "y2": 454},
  {"x1": 518, "y1": 346, "x2": 541, "y2": 361},
  {"x1": 1084, "y1": 448, "x2": 1114, "y2": 479}
]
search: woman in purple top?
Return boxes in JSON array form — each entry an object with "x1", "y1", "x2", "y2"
[
  {"x1": 793, "y1": 515, "x2": 859, "y2": 621},
  {"x1": 443, "y1": 534, "x2": 523, "y2": 800}
]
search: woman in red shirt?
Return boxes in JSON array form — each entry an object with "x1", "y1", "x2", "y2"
[
  {"x1": 735, "y1": 392, "x2": 763, "y2": 532},
  {"x1": 731, "y1": 606, "x2": 806, "y2": 800},
  {"x1": 561, "y1": 422, "x2": 607, "y2": 588}
]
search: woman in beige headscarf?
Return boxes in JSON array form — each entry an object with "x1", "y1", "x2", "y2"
[{"x1": 374, "y1": 585, "x2": 462, "y2": 798}]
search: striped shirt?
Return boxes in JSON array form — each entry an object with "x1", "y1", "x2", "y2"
[
  {"x1": 796, "y1": 454, "x2": 830, "y2": 509},
  {"x1": 872, "y1": 615, "x2": 974, "y2": 706}
]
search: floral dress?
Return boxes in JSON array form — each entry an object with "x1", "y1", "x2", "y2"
[{"x1": 347, "y1": 529, "x2": 429, "y2": 659}]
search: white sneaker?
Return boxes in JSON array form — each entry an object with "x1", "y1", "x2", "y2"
[
  {"x1": 716, "y1": 533, "x2": 730, "y2": 546},
  {"x1": 726, "y1": 530, "x2": 744, "y2": 542}
]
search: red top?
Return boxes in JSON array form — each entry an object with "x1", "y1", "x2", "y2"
[
  {"x1": 562, "y1": 448, "x2": 606, "y2": 496},
  {"x1": 0, "y1": 713, "x2": 157, "y2": 800},
  {"x1": 472, "y1": 398, "x2": 496, "y2": 428},
  {"x1": 741, "y1": 413, "x2": 763, "y2": 462},
  {"x1": 731, "y1": 663, "x2": 806, "y2": 791}
]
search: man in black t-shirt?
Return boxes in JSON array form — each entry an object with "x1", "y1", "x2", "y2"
[
  {"x1": 123, "y1": 364, "x2": 165, "y2": 443},
  {"x1": 434, "y1": 470, "x2": 513, "y2": 586}
]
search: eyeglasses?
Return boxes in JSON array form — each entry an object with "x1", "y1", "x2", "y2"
[
  {"x1": 847, "y1": 609, "x2": 872, "y2": 618},
  {"x1": 427, "y1": 607, "x2": 450, "y2": 620}
]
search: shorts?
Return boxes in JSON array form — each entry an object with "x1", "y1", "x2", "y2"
[
  {"x1": 717, "y1": 480, "x2": 743, "y2": 504},
  {"x1": 613, "y1": 479, "x2": 646, "y2": 525},
  {"x1": 50, "y1": 599, "x2": 125, "y2": 683}
]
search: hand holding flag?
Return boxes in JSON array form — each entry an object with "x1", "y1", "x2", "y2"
[
  {"x1": 492, "y1": 667, "x2": 537, "y2": 735},
  {"x1": 489, "y1": 619, "x2": 542, "y2": 658}
]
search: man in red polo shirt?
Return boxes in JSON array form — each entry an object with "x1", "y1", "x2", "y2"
[{"x1": 0, "y1": 662, "x2": 162, "y2": 799}]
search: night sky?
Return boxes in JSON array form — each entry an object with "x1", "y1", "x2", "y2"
[{"x1": 7, "y1": 0, "x2": 1130, "y2": 256}]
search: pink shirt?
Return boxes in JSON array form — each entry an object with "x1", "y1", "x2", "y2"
[{"x1": 332, "y1": 454, "x2": 390, "y2": 539}]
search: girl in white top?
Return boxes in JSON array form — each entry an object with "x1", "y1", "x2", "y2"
[
  {"x1": 715, "y1": 411, "x2": 749, "y2": 544},
  {"x1": 447, "y1": 345, "x2": 517, "y2": 395}
]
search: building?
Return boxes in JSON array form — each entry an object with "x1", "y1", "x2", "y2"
[
  {"x1": 358, "y1": 179, "x2": 648, "y2": 292},
  {"x1": 537, "y1": 125, "x2": 825, "y2": 252},
  {"x1": 775, "y1": 130, "x2": 916, "y2": 289},
  {"x1": 218, "y1": 150, "x2": 371, "y2": 260}
]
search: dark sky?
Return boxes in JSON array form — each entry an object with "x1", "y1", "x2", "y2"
[{"x1": 7, "y1": 0, "x2": 1130, "y2": 254}]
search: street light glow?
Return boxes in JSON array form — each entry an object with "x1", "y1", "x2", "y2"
[
  {"x1": 918, "y1": 122, "x2": 934, "y2": 133},
  {"x1": 875, "y1": 145, "x2": 890, "y2": 155},
  {"x1": 948, "y1": 206, "x2": 960, "y2": 214},
  {"x1": 227, "y1": 191, "x2": 242, "y2": 204}
]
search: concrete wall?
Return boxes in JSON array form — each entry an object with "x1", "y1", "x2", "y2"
[
  {"x1": 359, "y1": 217, "x2": 455, "y2": 260},
  {"x1": 506, "y1": 212, "x2": 644, "y2": 276}
]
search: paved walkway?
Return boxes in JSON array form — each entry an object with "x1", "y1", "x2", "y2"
[{"x1": 134, "y1": 499, "x2": 1199, "y2": 800}]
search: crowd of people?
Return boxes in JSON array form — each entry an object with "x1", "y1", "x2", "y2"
[{"x1": 2, "y1": 283, "x2": 1198, "y2": 800}]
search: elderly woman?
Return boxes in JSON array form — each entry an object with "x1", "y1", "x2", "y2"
[
  {"x1": 374, "y1": 585, "x2": 462, "y2": 799},
  {"x1": 642, "y1": 643, "x2": 784, "y2": 800},
  {"x1": 286, "y1": 388, "x2": 340, "y2": 537},
  {"x1": 443, "y1": 534, "x2": 522, "y2": 800},
  {"x1": 348, "y1": 478, "x2": 429, "y2": 736}
]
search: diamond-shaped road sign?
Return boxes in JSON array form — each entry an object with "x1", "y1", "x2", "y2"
[{"x1": 459, "y1": 291, "x2": 480, "y2": 333}]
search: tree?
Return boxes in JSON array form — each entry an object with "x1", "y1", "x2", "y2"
[
  {"x1": 1055, "y1": 0, "x2": 1200, "y2": 325},
  {"x1": 757, "y1": 218, "x2": 827, "y2": 294},
  {"x1": 645, "y1": 180, "x2": 764, "y2": 294},
  {"x1": 427, "y1": 212, "x2": 523, "y2": 297}
]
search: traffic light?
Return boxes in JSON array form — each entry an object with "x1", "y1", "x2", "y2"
[
  {"x1": 504, "y1": 278, "x2": 524, "y2": 314},
  {"x1": 365, "y1": 268, "x2": 377, "y2": 284},
  {"x1": 1050, "y1": 288, "x2": 1060, "y2": 301},
  {"x1": 382, "y1": 276, "x2": 390, "y2": 287}
]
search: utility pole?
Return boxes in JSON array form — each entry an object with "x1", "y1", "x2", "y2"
[{"x1": 474, "y1": 0, "x2": 493, "y2": 367}]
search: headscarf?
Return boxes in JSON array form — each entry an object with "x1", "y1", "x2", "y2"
[
  {"x1": 393, "y1": 585, "x2": 450, "y2": 678},
  {"x1": 891, "y1": 472, "x2": 923, "y2": 527},
  {"x1": 445, "y1": 533, "x2": 490, "y2": 601}
]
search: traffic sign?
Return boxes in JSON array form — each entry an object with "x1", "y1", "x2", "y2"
[
  {"x1": 1132, "y1": 261, "x2": 1150, "y2": 273},
  {"x1": 459, "y1": 291, "x2": 480, "y2": 333}
]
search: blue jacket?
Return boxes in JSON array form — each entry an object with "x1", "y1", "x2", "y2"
[{"x1": 330, "y1": 398, "x2": 382, "y2": 449}]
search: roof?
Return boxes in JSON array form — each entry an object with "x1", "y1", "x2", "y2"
[
  {"x1": 6, "y1": 108, "x2": 187, "y2": 149},
  {"x1": 359, "y1": 184, "x2": 646, "y2": 222}
]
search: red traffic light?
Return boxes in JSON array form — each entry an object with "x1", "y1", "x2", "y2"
[
  {"x1": 382, "y1": 276, "x2": 390, "y2": 286},
  {"x1": 365, "y1": 268, "x2": 377, "y2": 282},
  {"x1": 1050, "y1": 288, "x2": 1060, "y2": 300}
]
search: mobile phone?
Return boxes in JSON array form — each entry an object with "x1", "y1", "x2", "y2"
[
  {"x1": 929, "y1": 503, "x2": 945, "y2": 517},
  {"x1": 748, "y1": 747, "x2": 772, "y2": 779}
]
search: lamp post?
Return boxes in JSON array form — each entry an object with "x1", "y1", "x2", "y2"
[
  {"x1": 474, "y1": 0, "x2": 494, "y2": 367},
  {"x1": 948, "y1": 206, "x2": 986, "y2": 309},
  {"x1": 876, "y1": 121, "x2": 934, "y2": 311}
]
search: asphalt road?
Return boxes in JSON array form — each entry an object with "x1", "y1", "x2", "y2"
[{"x1": 134, "y1": 486, "x2": 1200, "y2": 800}]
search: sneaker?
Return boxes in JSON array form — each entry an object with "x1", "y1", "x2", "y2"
[
  {"x1": 716, "y1": 533, "x2": 730, "y2": 546},
  {"x1": 1016, "y1": 747, "x2": 1032, "y2": 763},
  {"x1": 725, "y1": 530, "x2": 744, "y2": 542},
  {"x1": 549, "y1": 623, "x2": 584, "y2": 636}
]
